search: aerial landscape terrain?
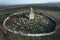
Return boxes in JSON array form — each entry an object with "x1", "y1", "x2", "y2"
[{"x1": 0, "y1": 3, "x2": 60, "y2": 40}]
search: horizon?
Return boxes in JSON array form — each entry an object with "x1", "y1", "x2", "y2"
[{"x1": 0, "y1": 0, "x2": 60, "y2": 5}]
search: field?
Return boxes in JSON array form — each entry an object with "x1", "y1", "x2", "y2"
[{"x1": 0, "y1": 5, "x2": 60, "y2": 40}]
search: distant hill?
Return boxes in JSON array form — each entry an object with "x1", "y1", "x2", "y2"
[
  {"x1": 0, "y1": 2, "x2": 60, "y2": 11},
  {"x1": 0, "y1": 2, "x2": 60, "y2": 6},
  {"x1": 46, "y1": 2, "x2": 60, "y2": 4}
]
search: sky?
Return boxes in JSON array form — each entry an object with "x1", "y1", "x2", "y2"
[{"x1": 0, "y1": 0, "x2": 60, "y2": 5}]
